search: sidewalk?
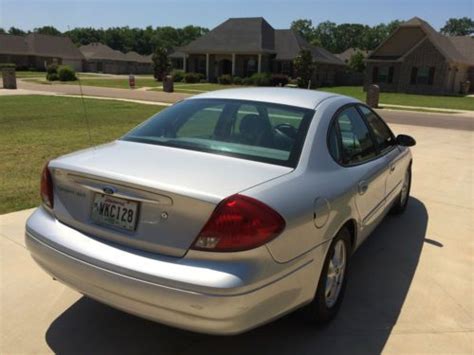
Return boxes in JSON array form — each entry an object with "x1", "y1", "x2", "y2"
[{"x1": 16, "y1": 80, "x2": 191, "y2": 104}]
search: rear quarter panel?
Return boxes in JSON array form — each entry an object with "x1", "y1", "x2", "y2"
[{"x1": 242, "y1": 96, "x2": 362, "y2": 263}]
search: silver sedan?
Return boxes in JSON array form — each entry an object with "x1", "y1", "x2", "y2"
[{"x1": 25, "y1": 88, "x2": 415, "y2": 334}]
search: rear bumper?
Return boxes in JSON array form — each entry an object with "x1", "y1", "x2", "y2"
[{"x1": 25, "y1": 207, "x2": 321, "y2": 335}]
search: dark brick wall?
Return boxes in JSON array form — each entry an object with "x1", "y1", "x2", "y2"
[
  {"x1": 399, "y1": 39, "x2": 448, "y2": 94},
  {"x1": 366, "y1": 39, "x2": 450, "y2": 94}
]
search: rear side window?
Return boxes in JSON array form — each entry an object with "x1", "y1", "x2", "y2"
[
  {"x1": 329, "y1": 106, "x2": 377, "y2": 165},
  {"x1": 358, "y1": 105, "x2": 395, "y2": 154}
]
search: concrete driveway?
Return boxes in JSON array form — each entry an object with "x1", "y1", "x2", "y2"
[{"x1": 1, "y1": 123, "x2": 473, "y2": 354}]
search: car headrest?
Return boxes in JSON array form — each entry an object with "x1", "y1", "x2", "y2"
[{"x1": 239, "y1": 114, "x2": 267, "y2": 134}]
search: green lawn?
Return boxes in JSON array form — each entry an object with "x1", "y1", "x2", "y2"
[
  {"x1": 319, "y1": 86, "x2": 474, "y2": 111},
  {"x1": 16, "y1": 71, "x2": 109, "y2": 79},
  {"x1": 15, "y1": 71, "x2": 47, "y2": 78},
  {"x1": 25, "y1": 77, "x2": 162, "y2": 89},
  {"x1": 0, "y1": 95, "x2": 164, "y2": 214}
]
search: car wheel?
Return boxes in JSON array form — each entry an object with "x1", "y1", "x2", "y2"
[
  {"x1": 301, "y1": 227, "x2": 351, "y2": 324},
  {"x1": 391, "y1": 166, "x2": 411, "y2": 214}
]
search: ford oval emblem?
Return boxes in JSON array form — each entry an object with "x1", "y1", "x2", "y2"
[{"x1": 102, "y1": 186, "x2": 116, "y2": 195}]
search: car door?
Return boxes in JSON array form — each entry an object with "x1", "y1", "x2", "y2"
[
  {"x1": 358, "y1": 105, "x2": 404, "y2": 203},
  {"x1": 330, "y1": 106, "x2": 388, "y2": 231}
]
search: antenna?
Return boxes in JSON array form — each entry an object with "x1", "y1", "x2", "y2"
[{"x1": 78, "y1": 77, "x2": 93, "y2": 148}]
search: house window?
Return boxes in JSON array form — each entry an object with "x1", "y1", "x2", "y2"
[
  {"x1": 194, "y1": 57, "x2": 206, "y2": 74},
  {"x1": 410, "y1": 66, "x2": 435, "y2": 85},
  {"x1": 373, "y1": 66, "x2": 394, "y2": 84},
  {"x1": 247, "y1": 58, "x2": 257, "y2": 75}
]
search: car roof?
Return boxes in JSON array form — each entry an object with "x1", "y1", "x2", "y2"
[{"x1": 186, "y1": 87, "x2": 341, "y2": 109}]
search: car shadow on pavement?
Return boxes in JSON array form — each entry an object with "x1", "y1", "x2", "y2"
[{"x1": 45, "y1": 197, "x2": 428, "y2": 355}]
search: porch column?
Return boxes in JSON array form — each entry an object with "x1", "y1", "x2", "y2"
[
  {"x1": 232, "y1": 53, "x2": 236, "y2": 76},
  {"x1": 206, "y1": 53, "x2": 210, "y2": 80},
  {"x1": 183, "y1": 53, "x2": 186, "y2": 72},
  {"x1": 257, "y1": 54, "x2": 262, "y2": 73}
]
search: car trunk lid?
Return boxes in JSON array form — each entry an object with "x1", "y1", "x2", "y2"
[{"x1": 49, "y1": 140, "x2": 292, "y2": 257}]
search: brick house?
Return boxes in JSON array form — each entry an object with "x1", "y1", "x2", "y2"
[
  {"x1": 80, "y1": 43, "x2": 152, "y2": 74},
  {"x1": 365, "y1": 17, "x2": 474, "y2": 94},
  {"x1": 0, "y1": 33, "x2": 84, "y2": 71},
  {"x1": 171, "y1": 17, "x2": 346, "y2": 85}
]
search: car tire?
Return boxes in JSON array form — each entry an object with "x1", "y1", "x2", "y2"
[
  {"x1": 301, "y1": 227, "x2": 351, "y2": 324},
  {"x1": 391, "y1": 166, "x2": 412, "y2": 214}
]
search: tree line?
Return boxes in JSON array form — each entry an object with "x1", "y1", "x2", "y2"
[
  {"x1": 290, "y1": 17, "x2": 473, "y2": 53},
  {"x1": 0, "y1": 17, "x2": 471, "y2": 56}
]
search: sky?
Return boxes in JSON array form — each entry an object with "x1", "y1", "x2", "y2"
[{"x1": 0, "y1": 0, "x2": 472, "y2": 31}]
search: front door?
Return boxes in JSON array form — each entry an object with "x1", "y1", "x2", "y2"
[
  {"x1": 220, "y1": 59, "x2": 232, "y2": 75},
  {"x1": 357, "y1": 105, "x2": 404, "y2": 203}
]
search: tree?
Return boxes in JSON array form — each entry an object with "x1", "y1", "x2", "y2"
[
  {"x1": 291, "y1": 19, "x2": 315, "y2": 42},
  {"x1": 0, "y1": 28, "x2": 5, "y2": 34},
  {"x1": 151, "y1": 46, "x2": 171, "y2": 80},
  {"x1": 34, "y1": 26, "x2": 61, "y2": 36},
  {"x1": 8, "y1": 27, "x2": 26, "y2": 35},
  {"x1": 348, "y1": 51, "x2": 366, "y2": 72},
  {"x1": 293, "y1": 49, "x2": 315, "y2": 88},
  {"x1": 441, "y1": 17, "x2": 474, "y2": 36},
  {"x1": 313, "y1": 21, "x2": 337, "y2": 52},
  {"x1": 332, "y1": 23, "x2": 369, "y2": 53}
]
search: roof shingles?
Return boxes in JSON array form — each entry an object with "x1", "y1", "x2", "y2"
[
  {"x1": 179, "y1": 18, "x2": 344, "y2": 66},
  {"x1": 0, "y1": 33, "x2": 83, "y2": 59}
]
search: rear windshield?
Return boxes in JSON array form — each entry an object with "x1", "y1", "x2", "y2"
[{"x1": 122, "y1": 98, "x2": 315, "y2": 167}]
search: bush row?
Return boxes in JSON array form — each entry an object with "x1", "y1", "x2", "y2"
[
  {"x1": 46, "y1": 64, "x2": 77, "y2": 82},
  {"x1": 169, "y1": 71, "x2": 296, "y2": 87},
  {"x1": 217, "y1": 73, "x2": 291, "y2": 87},
  {"x1": 170, "y1": 70, "x2": 207, "y2": 83}
]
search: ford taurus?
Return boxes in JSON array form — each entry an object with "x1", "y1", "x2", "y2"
[{"x1": 25, "y1": 88, "x2": 416, "y2": 334}]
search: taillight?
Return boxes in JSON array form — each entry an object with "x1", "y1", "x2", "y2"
[
  {"x1": 191, "y1": 194, "x2": 285, "y2": 252},
  {"x1": 40, "y1": 163, "x2": 54, "y2": 209}
]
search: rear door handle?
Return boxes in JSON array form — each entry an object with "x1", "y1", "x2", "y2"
[
  {"x1": 358, "y1": 181, "x2": 369, "y2": 195},
  {"x1": 390, "y1": 163, "x2": 396, "y2": 173}
]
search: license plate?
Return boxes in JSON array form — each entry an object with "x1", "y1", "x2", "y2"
[{"x1": 91, "y1": 194, "x2": 139, "y2": 231}]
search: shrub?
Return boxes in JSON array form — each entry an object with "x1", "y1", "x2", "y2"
[
  {"x1": 46, "y1": 63, "x2": 58, "y2": 74},
  {"x1": 242, "y1": 77, "x2": 253, "y2": 86},
  {"x1": 184, "y1": 72, "x2": 201, "y2": 83},
  {"x1": 46, "y1": 73, "x2": 59, "y2": 81},
  {"x1": 171, "y1": 69, "x2": 185, "y2": 82},
  {"x1": 218, "y1": 74, "x2": 233, "y2": 85},
  {"x1": 46, "y1": 63, "x2": 58, "y2": 81},
  {"x1": 271, "y1": 74, "x2": 289, "y2": 87},
  {"x1": 57, "y1": 65, "x2": 77, "y2": 81},
  {"x1": 233, "y1": 76, "x2": 242, "y2": 85},
  {"x1": 199, "y1": 79, "x2": 208, "y2": 83},
  {"x1": 250, "y1": 72, "x2": 272, "y2": 86}
]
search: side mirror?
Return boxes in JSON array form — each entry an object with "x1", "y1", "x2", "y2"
[{"x1": 396, "y1": 134, "x2": 416, "y2": 147}]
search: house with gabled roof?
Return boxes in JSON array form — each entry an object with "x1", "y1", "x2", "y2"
[
  {"x1": 0, "y1": 33, "x2": 84, "y2": 71},
  {"x1": 172, "y1": 17, "x2": 345, "y2": 85},
  {"x1": 365, "y1": 17, "x2": 474, "y2": 94},
  {"x1": 80, "y1": 43, "x2": 152, "y2": 74}
]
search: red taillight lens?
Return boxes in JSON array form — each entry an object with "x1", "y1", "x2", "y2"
[
  {"x1": 192, "y1": 194, "x2": 285, "y2": 252},
  {"x1": 40, "y1": 163, "x2": 54, "y2": 209}
]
